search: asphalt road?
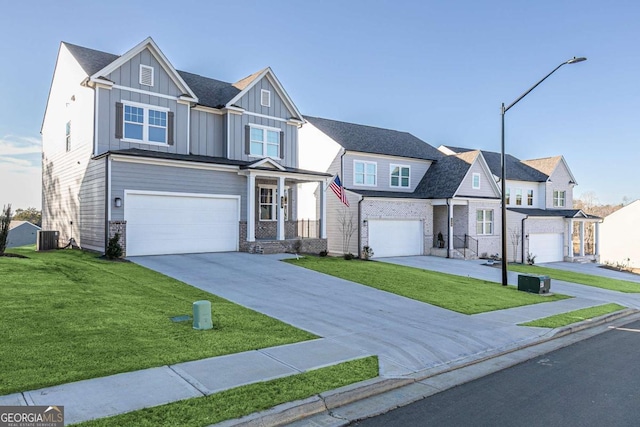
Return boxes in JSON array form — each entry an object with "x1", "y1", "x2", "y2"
[{"x1": 354, "y1": 320, "x2": 640, "y2": 427}]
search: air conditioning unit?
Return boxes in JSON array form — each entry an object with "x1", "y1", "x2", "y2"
[{"x1": 37, "y1": 230, "x2": 59, "y2": 251}]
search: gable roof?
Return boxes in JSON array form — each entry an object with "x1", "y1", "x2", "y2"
[
  {"x1": 522, "y1": 155, "x2": 578, "y2": 184},
  {"x1": 440, "y1": 145, "x2": 548, "y2": 182},
  {"x1": 305, "y1": 116, "x2": 442, "y2": 161},
  {"x1": 9, "y1": 221, "x2": 41, "y2": 230}
]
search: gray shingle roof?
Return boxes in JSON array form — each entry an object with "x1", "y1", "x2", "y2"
[
  {"x1": 441, "y1": 145, "x2": 548, "y2": 182},
  {"x1": 508, "y1": 208, "x2": 600, "y2": 219},
  {"x1": 414, "y1": 154, "x2": 474, "y2": 199},
  {"x1": 305, "y1": 116, "x2": 442, "y2": 161},
  {"x1": 62, "y1": 42, "x2": 247, "y2": 109}
]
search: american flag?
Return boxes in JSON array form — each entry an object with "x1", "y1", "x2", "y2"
[{"x1": 329, "y1": 175, "x2": 349, "y2": 207}]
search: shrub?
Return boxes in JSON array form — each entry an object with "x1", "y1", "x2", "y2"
[
  {"x1": 527, "y1": 252, "x2": 537, "y2": 265},
  {"x1": 362, "y1": 246, "x2": 374, "y2": 260},
  {"x1": 343, "y1": 252, "x2": 355, "y2": 260},
  {"x1": 319, "y1": 250, "x2": 328, "y2": 257},
  {"x1": 0, "y1": 204, "x2": 12, "y2": 256},
  {"x1": 105, "y1": 233, "x2": 123, "y2": 259}
]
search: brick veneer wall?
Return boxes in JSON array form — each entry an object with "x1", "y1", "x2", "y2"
[{"x1": 108, "y1": 220, "x2": 126, "y2": 257}]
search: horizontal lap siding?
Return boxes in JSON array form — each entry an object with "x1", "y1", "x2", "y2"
[
  {"x1": 109, "y1": 161, "x2": 247, "y2": 221},
  {"x1": 79, "y1": 159, "x2": 106, "y2": 250},
  {"x1": 342, "y1": 152, "x2": 431, "y2": 193}
]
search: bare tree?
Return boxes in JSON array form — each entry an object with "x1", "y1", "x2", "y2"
[
  {"x1": 509, "y1": 227, "x2": 521, "y2": 263},
  {"x1": 337, "y1": 206, "x2": 356, "y2": 256}
]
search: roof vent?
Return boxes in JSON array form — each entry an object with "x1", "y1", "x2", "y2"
[{"x1": 139, "y1": 65, "x2": 154, "y2": 86}]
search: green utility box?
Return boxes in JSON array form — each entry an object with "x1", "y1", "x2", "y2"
[
  {"x1": 193, "y1": 300, "x2": 213, "y2": 330},
  {"x1": 517, "y1": 274, "x2": 551, "y2": 294}
]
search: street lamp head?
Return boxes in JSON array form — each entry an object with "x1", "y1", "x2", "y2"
[{"x1": 566, "y1": 57, "x2": 587, "y2": 64}]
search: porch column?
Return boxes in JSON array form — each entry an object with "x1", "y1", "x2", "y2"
[
  {"x1": 276, "y1": 176, "x2": 285, "y2": 241},
  {"x1": 579, "y1": 221, "x2": 585, "y2": 256},
  {"x1": 320, "y1": 179, "x2": 327, "y2": 239},
  {"x1": 247, "y1": 173, "x2": 255, "y2": 242},
  {"x1": 567, "y1": 219, "x2": 573, "y2": 259},
  {"x1": 448, "y1": 202, "x2": 454, "y2": 251},
  {"x1": 594, "y1": 221, "x2": 600, "y2": 257}
]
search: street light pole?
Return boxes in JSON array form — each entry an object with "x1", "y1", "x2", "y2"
[{"x1": 500, "y1": 57, "x2": 586, "y2": 286}]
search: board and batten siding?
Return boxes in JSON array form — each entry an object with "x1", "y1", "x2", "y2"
[
  {"x1": 106, "y1": 48, "x2": 183, "y2": 97},
  {"x1": 109, "y1": 161, "x2": 248, "y2": 221},
  {"x1": 227, "y1": 114, "x2": 298, "y2": 168},
  {"x1": 190, "y1": 110, "x2": 225, "y2": 157},
  {"x1": 456, "y1": 160, "x2": 497, "y2": 198},
  {"x1": 342, "y1": 152, "x2": 432, "y2": 193},
  {"x1": 236, "y1": 77, "x2": 292, "y2": 120},
  {"x1": 96, "y1": 87, "x2": 188, "y2": 155}
]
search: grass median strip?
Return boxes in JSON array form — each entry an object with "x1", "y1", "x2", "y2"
[
  {"x1": 286, "y1": 257, "x2": 569, "y2": 314},
  {"x1": 72, "y1": 356, "x2": 379, "y2": 427},
  {"x1": 519, "y1": 303, "x2": 626, "y2": 328},
  {"x1": 0, "y1": 247, "x2": 316, "y2": 395},
  {"x1": 508, "y1": 265, "x2": 640, "y2": 293}
]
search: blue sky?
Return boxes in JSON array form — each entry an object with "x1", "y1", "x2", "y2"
[{"x1": 1, "y1": 0, "x2": 638, "y2": 209}]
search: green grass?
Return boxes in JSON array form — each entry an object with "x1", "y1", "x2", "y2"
[
  {"x1": 72, "y1": 356, "x2": 378, "y2": 427},
  {"x1": 0, "y1": 247, "x2": 316, "y2": 395},
  {"x1": 509, "y1": 264, "x2": 640, "y2": 293},
  {"x1": 286, "y1": 257, "x2": 569, "y2": 314},
  {"x1": 520, "y1": 303, "x2": 626, "y2": 328}
]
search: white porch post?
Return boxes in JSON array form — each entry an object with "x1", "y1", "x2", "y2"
[
  {"x1": 320, "y1": 180, "x2": 327, "y2": 239},
  {"x1": 448, "y1": 202, "x2": 454, "y2": 251},
  {"x1": 247, "y1": 173, "x2": 255, "y2": 242},
  {"x1": 567, "y1": 219, "x2": 574, "y2": 259},
  {"x1": 579, "y1": 221, "x2": 585, "y2": 256},
  {"x1": 595, "y1": 221, "x2": 600, "y2": 257},
  {"x1": 277, "y1": 176, "x2": 285, "y2": 241}
]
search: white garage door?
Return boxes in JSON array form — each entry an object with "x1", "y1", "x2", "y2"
[
  {"x1": 368, "y1": 220, "x2": 423, "y2": 258},
  {"x1": 125, "y1": 191, "x2": 239, "y2": 256},
  {"x1": 529, "y1": 233, "x2": 564, "y2": 263}
]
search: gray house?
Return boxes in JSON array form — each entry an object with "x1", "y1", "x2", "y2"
[
  {"x1": 42, "y1": 38, "x2": 329, "y2": 256},
  {"x1": 7, "y1": 221, "x2": 41, "y2": 248},
  {"x1": 298, "y1": 117, "x2": 502, "y2": 259}
]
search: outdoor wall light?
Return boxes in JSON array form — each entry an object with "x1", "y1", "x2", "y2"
[{"x1": 114, "y1": 197, "x2": 122, "y2": 208}]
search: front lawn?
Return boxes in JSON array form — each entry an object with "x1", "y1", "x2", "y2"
[
  {"x1": 519, "y1": 303, "x2": 626, "y2": 328},
  {"x1": 508, "y1": 264, "x2": 640, "y2": 293},
  {"x1": 73, "y1": 356, "x2": 378, "y2": 427},
  {"x1": 0, "y1": 247, "x2": 316, "y2": 395},
  {"x1": 286, "y1": 257, "x2": 569, "y2": 314}
]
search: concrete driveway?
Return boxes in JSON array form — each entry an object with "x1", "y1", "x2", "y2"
[{"x1": 131, "y1": 252, "x2": 576, "y2": 377}]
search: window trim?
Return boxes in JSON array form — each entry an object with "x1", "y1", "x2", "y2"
[
  {"x1": 248, "y1": 123, "x2": 281, "y2": 159},
  {"x1": 121, "y1": 100, "x2": 170, "y2": 145},
  {"x1": 553, "y1": 190, "x2": 566, "y2": 207},
  {"x1": 389, "y1": 164, "x2": 411, "y2": 188},
  {"x1": 353, "y1": 160, "x2": 377, "y2": 187},
  {"x1": 476, "y1": 209, "x2": 494, "y2": 235},
  {"x1": 65, "y1": 121, "x2": 71, "y2": 152},
  {"x1": 505, "y1": 188, "x2": 510, "y2": 205},
  {"x1": 260, "y1": 89, "x2": 271, "y2": 107},
  {"x1": 258, "y1": 185, "x2": 288, "y2": 222},
  {"x1": 472, "y1": 173, "x2": 481, "y2": 189},
  {"x1": 139, "y1": 65, "x2": 154, "y2": 87},
  {"x1": 527, "y1": 189, "x2": 534, "y2": 206},
  {"x1": 515, "y1": 189, "x2": 523, "y2": 206}
]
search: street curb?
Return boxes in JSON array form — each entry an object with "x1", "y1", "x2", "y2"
[{"x1": 214, "y1": 308, "x2": 639, "y2": 427}]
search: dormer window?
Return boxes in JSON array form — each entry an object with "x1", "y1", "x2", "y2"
[
  {"x1": 139, "y1": 65, "x2": 154, "y2": 86},
  {"x1": 260, "y1": 89, "x2": 271, "y2": 107}
]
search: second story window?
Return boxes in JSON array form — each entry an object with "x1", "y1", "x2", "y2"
[
  {"x1": 122, "y1": 102, "x2": 169, "y2": 144},
  {"x1": 250, "y1": 126, "x2": 280, "y2": 158},
  {"x1": 553, "y1": 190, "x2": 566, "y2": 207},
  {"x1": 65, "y1": 121, "x2": 71, "y2": 152},
  {"x1": 506, "y1": 188, "x2": 510, "y2": 205},
  {"x1": 390, "y1": 165, "x2": 410, "y2": 188},
  {"x1": 472, "y1": 173, "x2": 481, "y2": 189},
  {"x1": 527, "y1": 190, "x2": 534, "y2": 206},
  {"x1": 515, "y1": 189, "x2": 522, "y2": 206},
  {"x1": 354, "y1": 161, "x2": 376, "y2": 186}
]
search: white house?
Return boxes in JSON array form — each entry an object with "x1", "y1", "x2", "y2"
[{"x1": 599, "y1": 200, "x2": 640, "y2": 268}]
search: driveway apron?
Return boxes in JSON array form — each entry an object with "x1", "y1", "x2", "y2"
[{"x1": 131, "y1": 253, "x2": 575, "y2": 376}]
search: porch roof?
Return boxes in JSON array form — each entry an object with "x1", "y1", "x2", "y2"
[{"x1": 508, "y1": 207, "x2": 601, "y2": 219}]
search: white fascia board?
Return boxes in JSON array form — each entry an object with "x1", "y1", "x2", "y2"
[
  {"x1": 248, "y1": 158, "x2": 286, "y2": 171},
  {"x1": 238, "y1": 169, "x2": 328, "y2": 182},
  {"x1": 91, "y1": 37, "x2": 198, "y2": 101},
  {"x1": 193, "y1": 105, "x2": 224, "y2": 115},
  {"x1": 476, "y1": 153, "x2": 502, "y2": 196}
]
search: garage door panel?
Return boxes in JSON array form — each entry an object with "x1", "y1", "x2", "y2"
[
  {"x1": 125, "y1": 192, "x2": 239, "y2": 256},
  {"x1": 529, "y1": 233, "x2": 564, "y2": 263},
  {"x1": 369, "y1": 220, "x2": 422, "y2": 258}
]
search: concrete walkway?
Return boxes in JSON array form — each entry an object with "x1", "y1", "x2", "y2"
[{"x1": 3, "y1": 253, "x2": 638, "y2": 425}]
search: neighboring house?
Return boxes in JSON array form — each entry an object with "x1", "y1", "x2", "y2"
[
  {"x1": 7, "y1": 221, "x2": 41, "y2": 248},
  {"x1": 299, "y1": 117, "x2": 502, "y2": 258},
  {"x1": 440, "y1": 146, "x2": 600, "y2": 263},
  {"x1": 599, "y1": 200, "x2": 640, "y2": 269},
  {"x1": 42, "y1": 38, "x2": 329, "y2": 256}
]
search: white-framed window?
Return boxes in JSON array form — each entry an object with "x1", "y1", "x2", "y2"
[
  {"x1": 472, "y1": 173, "x2": 481, "y2": 189},
  {"x1": 476, "y1": 209, "x2": 494, "y2": 235},
  {"x1": 250, "y1": 125, "x2": 280, "y2": 158},
  {"x1": 553, "y1": 190, "x2": 566, "y2": 207},
  {"x1": 260, "y1": 89, "x2": 271, "y2": 107},
  {"x1": 505, "y1": 188, "x2": 510, "y2": 205},
  {"x1": 390, "y1": 164, "x2": 410, "y2": 188},
  {"x1": 515, "y1": 189, "x2": 523, "y2": 206},
  {"x1": 259, "y1": 186, "x2": 288, "y2": 221},
  {"x1": 354, "y1": 160, "x2": 377, "y2": 186},
  {"x1": 139, "y1": 65, "x2": 154, "y2": 86},
  {"x1": 527, "y1": 189, "x2": 534, "y2": 206},
  {"x1": 123, "y1": 101, "x2": 168, "y2": 144},
  {"x1": 65, "y1": 121, "x2": 71, "y2": 152}
]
